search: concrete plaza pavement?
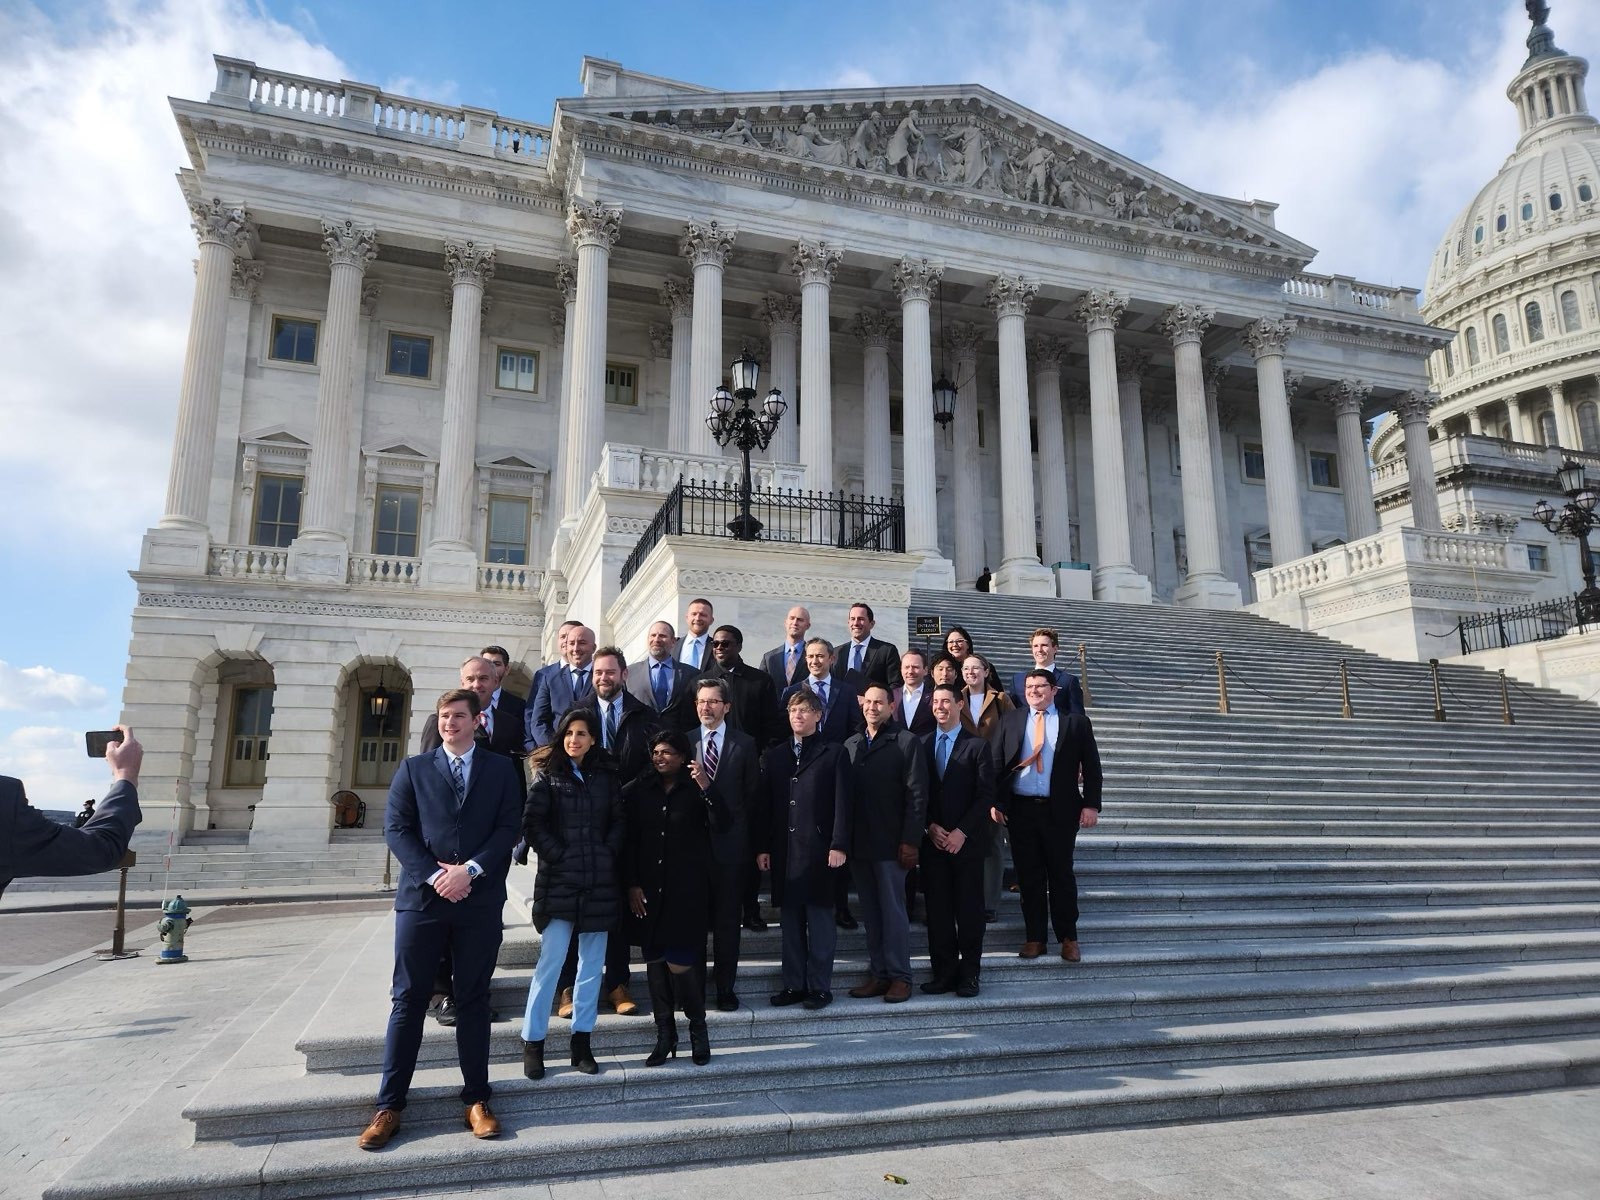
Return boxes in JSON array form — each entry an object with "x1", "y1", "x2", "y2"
[{"x1": 0, "y1": 897, "x2": 1595, "y2": 1200}]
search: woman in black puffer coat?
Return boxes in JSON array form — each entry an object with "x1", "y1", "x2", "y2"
[{"x1": 518, "y1": 709, "x2": 625, "y2": 1079}]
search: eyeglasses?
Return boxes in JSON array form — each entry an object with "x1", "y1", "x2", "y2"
[{"x1": 709, "y1": 639, "x2": 736, "y2": 649}]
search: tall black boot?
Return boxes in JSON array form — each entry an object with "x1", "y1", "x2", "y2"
[
  {"x1": 569, "y1": 1029, "x2": 598, "y2": 1074},
  {"x1": 644, "y1": 961, "x2": 678, "y2": 1067},
  {"x1": 673, "y1": 965, "x2": 711, "y2": 1066}
]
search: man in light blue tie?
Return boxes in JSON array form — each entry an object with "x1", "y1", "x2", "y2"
[
  {"x1": 679, "y1": 598, "x2": 715, "y2": 670},
  {"x1": 782, "y1": 638, "x2": 861, "y2": 746},
  {"x1": 628, "y1": 621, "x2": 698, "y2": 732},
  {"x1": 831, "y1": 602, "x2": 902, "y2": 692},
  {"x1": 761, "y1": 605, "x2": 812, "y2": 692}
]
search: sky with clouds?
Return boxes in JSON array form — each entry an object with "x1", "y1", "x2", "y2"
[{"x1": 0, "y1": 0, "x2": 1596, "y2": 807}]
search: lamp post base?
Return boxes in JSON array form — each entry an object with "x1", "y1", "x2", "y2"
[{"x1": 726, "y1": 513, "x2": 764, "y2": 541}]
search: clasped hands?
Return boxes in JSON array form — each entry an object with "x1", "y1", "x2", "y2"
[
  {"x1": 925, "y1": 823, "x2": 967, "y2": 855},
  {"x1": 433, "y1": 862, "x2": 474, "y2": 902}
]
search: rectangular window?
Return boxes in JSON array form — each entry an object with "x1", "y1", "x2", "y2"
[
  {"x1": 1242, "y1": 441, "x2": 1266, "y2": 482},
  {"x1": 605, "y1": 362, "x2": 637, "y2": 406},
  {"x1": 373, "y1": 487, "x2": 421, "y2": 557},
  {"x1": 1528, "y1": 544, "x2": 1550, "y2": 572},
  {"x1": 486, "y1": 496, "x2": 530, "y2": 564},
  {"x1": 252, "y1": 474, "x2": 302, "y2": 547},
  {"x1": 386, "y1": 332, "x2": 433, "y2": 380},
  {"x1": 354, "y1": 690, "x2": 403, "y2": 788},
  {"x1": 496, "y1": 347, "x2": 538, "y2": 393},
  {"x1": 269, "y1": 317, "x2": 317, "y2": 364},
  {"x1": 225, "y1": 687, "x2": 273, "y2": 787},
  {"x1": 1308, "y1": 450, "x2": 1341, "y2": 490}
]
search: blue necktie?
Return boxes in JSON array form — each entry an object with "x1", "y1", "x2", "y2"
[
  {"x1": 851, "y1": 643, "x2": 864, "y2": 671},
  {"x1": 690, "y1": 638, "x2": 702, "y2": 668},
  {"x1": 652, "y1": 661, "x2": 669, "y2": 708},
  {"x1": 450, "y1": 754, "x2": 466, "y2": 804},
  {"x1": 604, "y1": 702, "x2": 618, "y2": 750},
  {"x1": 937, "y1": 732, "x2": 951, "y2": 778}
]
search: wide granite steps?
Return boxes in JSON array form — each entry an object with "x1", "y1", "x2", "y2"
[{"x1": 1071, "y1": 856, "x2": 1600, "y2": 885}]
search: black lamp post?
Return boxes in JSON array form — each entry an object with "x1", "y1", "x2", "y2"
[
  {"x1": 707, "y1": 346, "x2": 786, "y2": 540},
  {"x1": 933, "y1": 280, "x2": 956, "y2": 429},
  {"x1": 1533, "y1": 459, "x2": 1600, "y2": 623}
]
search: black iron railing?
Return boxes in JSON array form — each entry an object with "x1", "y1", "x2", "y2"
[
  {"x1": 620, "y1": 480, "x2": 906, "y2": 588},
  {"x1": 1456, "y1": 594, "x2": 1595, "y2": 655}
]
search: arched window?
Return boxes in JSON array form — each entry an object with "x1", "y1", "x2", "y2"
[
  {"x1": 1580, "y1": 401, "x2": 1600, "y2": 451},
  {"x1": 1474, "y1": 223, "x2": 1484, "y2": 244},
  {"x1": 1465, "y1": 326, "x2": 1480, "y2": 365},
  {"x1": 1580, "y1": 182, "x2": 1595, "y2": 203},
  {"x1": 1522, "y1": 200, "x2": 1535, "y2": 221},
  {"x1": 1525, "y1": 301, "x2": 1545, "y2": 342},
  {"x1": 1497, "y1": 212, "x2": 1509, "y2": 232},
  {"x1": 1493, "y1": 313, "x2": 1511, "y2": 353},
  {"x1": 1561, "y1": 289, "x2": 1582, "y2": 332},
  {"x1": 1550, "y1": 192, "x2": 1564, "y2": 212},
  {"x1": 1539, "y1": 409, "x2": 1558, "y2": 446}
]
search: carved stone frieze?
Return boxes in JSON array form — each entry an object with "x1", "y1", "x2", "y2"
[
  {"x1": 986, "y1": 274, "x2": 1038, "y2": 319},
  {"x1": 1076, "y1": 289, "x2": 1127, "y2": 333},
  {"x1": 1243, "y1": 317, "x2": 1297, "y2": 359},
  {"x1": 567, "y1": 200, "x2": 622, "y2": 250},
  {"x1": 138, "y1": 591, "x2": 541, "y2": 626},
  {"x1": 681, "y1": 219, "x2": 736, "y2": 268},
  {"x1": 677, "y1": 568, "x2": 908, "y2": 605},
  {"x1": 660, "y1": 277, "x2": 692, "y2": 319},
  {"x1": 321, "y1": 218, "x2": 377, "y2": 270},
  {"x1": 892, "y1": 257, "x2": 943, "y2": 304},
  {"x1": 791, "y1": 239, "x2": 843, "y2": 286},
  {"x1": 444, "y1": 239, "x2": 496, "y2": 287},
  {"x1": 853, "y1": 307, "x2": 898, "y2": 348},
  {"x1": 762, "y1": 293, "x2": 803, "y2": 334},
  {"x1": 190, "y1": 198, "x2": 254, "y2": 254},
  {"x1": 1161, "y1": 302, "x2": 1214, "y2": 346},
  {"x1": 230, "y1": 259, "x2": 264, "y2": 302}
]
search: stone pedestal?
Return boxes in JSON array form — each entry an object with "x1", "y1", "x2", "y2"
[
  {"x1": 139, "y1": 527, "x2": 213, "y2": 576},
  {"x1": 1055, "y1": 565, "x2": 1094, "y2": 601},
  {"x1": 287, "y1": 538, "x2": 349, "y2": 585},
  {"x1": 994, "y1": 559, "x2": 1056, "y2": 596},
  {"x1": 422, "y1": 544, "x2": 481, "y2": 590}
]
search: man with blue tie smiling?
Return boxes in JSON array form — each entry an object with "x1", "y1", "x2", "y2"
[
  {"x1": 360, "y1": 687, "x2": 522, "y2": 1151},
  {"x1": 628, "y1": 620, "x2": 699, "y2": 733},
  {"x1": 525, "y1": 624, "x2": 597, "y2": 749},
  {"x1": 921, "y1": 683, "x2": 996, "y2": 997}
]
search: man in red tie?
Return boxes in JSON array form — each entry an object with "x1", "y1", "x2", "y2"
[{"x1": 989, "y1": 670, "x2": 1103, "y2": 963}]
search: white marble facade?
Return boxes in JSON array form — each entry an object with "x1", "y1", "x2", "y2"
[{"x1": 124, "y1": 53, "x2": 1442, "y2": 845}]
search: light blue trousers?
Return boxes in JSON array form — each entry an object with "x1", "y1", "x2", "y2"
[{"x1": 520, "y1": 919, "x2": 607, "y2": 1040}]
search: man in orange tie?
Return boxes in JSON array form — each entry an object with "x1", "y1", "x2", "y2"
[{"x1": 988, "y1": 670, "x2": 1102, "y2": 963}]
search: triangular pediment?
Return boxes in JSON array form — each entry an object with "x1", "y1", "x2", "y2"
[{"x1": 557, "y1": 82, "x2": 1314, "y2": 267}]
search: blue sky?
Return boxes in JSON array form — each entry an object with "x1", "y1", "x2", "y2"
[{"x1": 1, "y1": 0, "x2": 1596, "y2": 806}]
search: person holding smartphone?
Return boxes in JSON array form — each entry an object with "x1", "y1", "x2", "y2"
[{"x1": 1, "y1": 726, "x2": 143, "y2": 899}]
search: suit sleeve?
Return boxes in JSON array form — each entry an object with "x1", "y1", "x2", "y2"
[
  {"x1": 754, "y1": 749, "x2": 776, "y2": 858},
  {"x1": 899, "y1": 734, "x2": 929, "y2": 848},
  {"x1": 829, "y1": 748, "x2": 852, "y2": 855},
  {"x1": 989, "y1": 717, "x2": 1017, "y2": 817},
  {"x1": 384, "y1": 760, "x2": 441, "y2": 887},
  {"x1": 5, "y1": 779, "x2": 142, "y2": 882},
  {"x1": 604, "y1": 774, "x2": 627, "y2": 859},
  {"x1": 884, "y1": 643, "x2": 903, "y2": 690},
  {"x1": 1074, "y1": 715, "x2": 1104, "y2": 811},
  {"x1": 465, "y1": 758, "x2": 522, "y2": 875},
  {"x1": 527, "y1": 670, "x2": 554, "y2": 750},
  {"x1": 1062, "y1": 675, "x2": 1086, "y2": 716},
  {"x1": 523, "y1": 771, "x2": 565, "y2": 863},
  {"x1": 957, "y1": 741, "x2": 998, "y2": 837},
  {"x1": 419, "y1": 713, "x2": 442, "y2": 753}
]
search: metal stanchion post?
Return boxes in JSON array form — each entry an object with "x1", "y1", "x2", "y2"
[
  {"x1": 382, "y1": 849, "x2": 394, "y2": 891},
  {"x1": 1215, "y1": 651, "x2": 1230, "y2": 715},
  {"x1": 1499, "y1": 669, "x2": 1515, "y2": 725},
  {"x1": 1077, "y1": 642, "x2": 1091, "y2": 708},
  {"x1": 1339, "y1": 660, "x2": 1354, "y2": 719},
  {"x1": 97, "y1": 850, "x2": 140, "y2": 961},
  {"x1": 1429, "y1": 658, "x2": 1447, "y2": 721}
]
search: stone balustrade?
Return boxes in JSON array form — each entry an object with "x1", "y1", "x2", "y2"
[
  {"x1": 348, "y1": 554, "x2": 421, "y2": 587},
  {"x1": 1255, "y1": 526, "x2": 1514, "y2": 600},
  {"x1": 207, "y1": 545, "x2": 288, "y2": 580},
  {"x1": 212, "y1": 57, "x2": 549, "y2": 160},
  {"x1": 595, "y1": 442, "x2": 807, "y2": 494},
  {"x1": 1282, "y1": 271, "x2": 1419, "y2": 318},
  {"x1": 479, "y1": 563, "x2": 544, "y2": 594},
  {"x1": 1373, "y1": 433, "x2": 1600, "y2": 499}
]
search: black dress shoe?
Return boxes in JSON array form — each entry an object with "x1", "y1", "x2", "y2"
[
  {"x1": 956, "y1": 978, "x2": 980, "y2": 998},
  {"x1": 434, "y1": 998, "x2": 457, "y2": 1027},
  {"x1": 716, "y1": 991, "x2": 739, "y2": 1012},
  {"x1": 835, "y1": 908, "x2": 858, "y2": 930},
  {"x1": 801, "y1": 990, "x2": 833, "y2": 1010},
  {"x1": 920, "y1": 977, "x2": 956, "y2": 995},
  {"x1": 769, "y1": 988, "x2": 807, "y2": 1007},
  {"x1": 983, "y1": 909, "x2": 998, "y2": 923},
  {"x1": 742, "y1": 911, "x2": 768, "y2": 932}
]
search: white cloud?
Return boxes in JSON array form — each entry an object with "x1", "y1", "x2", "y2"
[
  {"x1": 0, "y1": 661, "x2": 109, "y2": 711},
  {"x1": 0, "y1": 726, "x2": 116, "y2": 813},
  {"x1": 0, "y1": 0, "x2": 346, "y2": 563}
]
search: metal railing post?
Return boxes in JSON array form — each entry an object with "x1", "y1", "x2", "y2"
[
  {"x1": 1339, "y1": 660, "x2": 1354, "y2": 719},
  {"x1": 1215, "y1": 651, "x2": 1230, "y2": 715},
  {"x1": 1429, "y1": 658, "x2": 1446, "y2": 721},
  {"x1": 1499, "y1": 669, "x2": 1515, "y2": 725},
  {"x1": 1077, "y1": 642, "x2": 1091, "y2": 708}
]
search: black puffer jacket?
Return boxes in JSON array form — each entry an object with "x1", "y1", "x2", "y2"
[{"x1": 523, "y1": 752, "x2": 626, "y2": 933}]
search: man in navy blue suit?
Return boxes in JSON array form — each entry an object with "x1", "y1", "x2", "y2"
[
  {"x1": 1007, "y1": 627, "x2": 1085, "y2": 715},
  {"x1": 360, "y1": 688, "x2": 522, "y2": 1151},
  {"x1": 525, "y1": 623, "x2": 597, "y2": 749},
  {"x1": 781, "y1": 638, "x2": 862, "y2": 745}
]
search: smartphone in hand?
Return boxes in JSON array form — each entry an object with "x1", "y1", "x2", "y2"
[{"x1": 85, "y1": 730, "x2": 125, "y2": 758}]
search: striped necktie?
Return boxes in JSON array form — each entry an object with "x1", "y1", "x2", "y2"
[
  {"x1": 450, "y1": 754, "x2": 466, "y2": 803},
  {"x1": 704, "y1": 730, "x2": 719, "y2": 780}
]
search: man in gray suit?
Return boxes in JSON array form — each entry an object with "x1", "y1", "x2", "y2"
[
  {"x1": 627, "y1": 620, "x2": 699, "y2": 733},
  {"x1": 1, "y1": 726, "x2": 143, "y2": 900}
]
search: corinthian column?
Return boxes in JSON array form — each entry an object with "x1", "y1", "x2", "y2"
[
  {"x1": 1028, "y1": 336, "x2": 1072, "y2": 572},
  {"x1": 949, "y1": 323, "x2": 984, "y2": 587},
  {"x1": 682, "y1": 220, "x2": 736, "y2": 461},
  {"x1": 763, "y1": 294, "x2": 802, "y2": 465},
  {"x1": 988, "y1": 275, "x2": 1052, "y2": 596},
  {"x1": 1163, "y1": 304, "x2": 1240, "y2": 608},
  {"x1": 661, "y1": 278, "x2": 694, "y2": 452},
  {"x1": 1395, "y1": 389, "x2": 1442, "y2": 530},
  {"x1": 1116, "y1": 346, "x2": 1156, "y2": 582},
  {"x1": 1506, "y1": 393, "x2": 1528, "y2": 443},
  {"x1": 1244, "y1": 317, "x2": 1308, "y2": 563},
  {"x1": 1325, "y1": 379, "x2": 1379, "y2": 540},
  {"x1": 1552, "y1": 381, "x2": 1578, "y2": 449},
  {"x1": 855, "y1": 308, "x2": 896, "y2": 500},
  {"x1": 424, "y1": 240, "x2": 496, "y2": 588},
  {"x1": 1077, "y1": 290, "x2": 1151, "y2": 602},
  {"x1": 792, "y1": 239, "x2": 843, "y2": 493},
  {"x1": 544, "y1": 267, "x2": 577, "y2": 549},
  {"x1": 893, "y1": 257, "x2": 954, "y2": 587},
  {"x1": 289, "y1": 218, "x2": 376, "y2": 584},
  {"x1": 563, "y1": 200, "x2": 621, "y2": 522},
  {"x1": 1204, "y1": 361, "x2": 1239, "y2": 585}
]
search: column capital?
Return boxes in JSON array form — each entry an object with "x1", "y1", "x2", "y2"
[
  {"x1": 440, "y1": 284, "x2": 490, "y2": 316},
  {"x1": 1115, "y1": 346, "x2": 1152, "y2": 383},
  {"x1": 1216, "y1": 399, "x2": 1244, "y2": 432},
  {"x1": 557, "y1": 261, "x2": 578, "y2": 304},
  {"x1": 190, "y1": 197, "x2": 255, "y2": 254},
  {"x1": 1161, "y1": 302, "x2": 1215, "y2": 347},
  {"x1": 567, "y1": 200, "x2": 622, "y2": 250},
  {"x1": 1076, "y1": 288, "x2": 1127, "y2": 333},
  {"x1": 1321, "y1": 378, "x2": 1371, "y2": 418},
  {"x1": 947, "y1": 321, "x2": 984, "y2": 360},
  {"x1": 682, "y1": 219, "x2": 736, "y2": 268},
  {"x1": 1550, "y1": 379, "x2": 1566, "y2": 400},
  {"x1": 892, "y1": 256, "x2": 943, "y2": 303},
  {"x1": 762, "y1": 292, "x2": 803, "y2": 334},
  {"x1": 444, "y1": 239, "x2": 496, "y2": 287},
  {"x1": 1393, "y1": 388, "x2": 1438, "y2": 427},
  {"x1": 790, "y1": 238, "x2": 843, "y2": 285},
  {"x1": 1203, "y1": 358, "x2": 1229, "y2": 399},
  {"x1": 661, "y1": 277, "x2": 693, "y2": 319},
  {"x1": 360, "y1": 278, "x2": 383, "y2": 318},
  {"x1": 1243, "y1": 316, "x2": 1297, "y2": 359},
  {"x1": 230, "y1": 259, "x2": 264, "y2": 302},
  {"x1": 321, "y1": 218, "x2": 378, "y2": 270},
  {"x1": 1283, "y1": 369, "x2": 1304, "y2": 401},
  {"x1": 853, "y1": 307, "x2": 898, "y2": 348},
  {"x1": 987, "y1": 274, "x2": 1039, "y2": 319},
  {"x1": 1027, "y1": 335, "x2": 1069, "y2": 371}
]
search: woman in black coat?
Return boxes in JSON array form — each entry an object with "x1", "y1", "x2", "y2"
[
  {"x1": 624, "y1": 729, "x2": 729, "y2": 1066},
  {"x1": 518, "y1": 708, "x2": 624, "y2": 1079}
]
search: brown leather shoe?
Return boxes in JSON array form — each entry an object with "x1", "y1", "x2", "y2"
[
  {"x1": 556, "y1": 987, "x2": 575, "y2": 1019},
  {"x1": 1018, "y1": 941, "x2": 1046, "y2": 959},
  {"x1": 464, "y1": 1102, "x2": 500, "y2": 1139},
  {"x1": 847, "y1": 976, "x2": 890, "y2": 998},
  {"x1": 358, "y1": 1108, "x2": 401, "y2": 1150},
  {"x1": 607, "y1": 984, "x2": 639, "y2": 1016},
  {"x1": 883, "y1": 979, "x2": 912, "y2": 1004},
  {"x1": 1061, "y1": 939, "x2": 1082, "y2": 963}
]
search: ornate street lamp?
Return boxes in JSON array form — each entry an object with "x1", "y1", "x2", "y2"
[
  {"x1": 1532, "y1": 459, "x2": 1600, "y2": 623},
  {"x1": 933, "y1": 280, "x2": 956, "y2": 429},
  {"x1": 707, "y1": 346, "x2": 785, "y2": 540}
]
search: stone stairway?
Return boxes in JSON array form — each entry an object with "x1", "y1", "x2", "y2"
[{"x1": 42, "y1": 590, "x2": 1600, "y2": 1198}]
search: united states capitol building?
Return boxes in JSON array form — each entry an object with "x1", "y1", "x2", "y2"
[{"x1": 123, "y1": 9, "x2": 1599, "y2": 847}]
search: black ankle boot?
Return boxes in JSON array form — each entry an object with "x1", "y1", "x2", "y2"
[
  {"x1": 644, "y1": 961, "x2": 678, "y2": 1067},
  {"x1": 673, "y1": 966, "x2": 711, "y2": 1066},
  {"x1": 569, "y1": 1030, "x2": 599, "y2": 1074},
  {"x1": 521, "y1": 1038, "x2": 544, "y2": 1080}
]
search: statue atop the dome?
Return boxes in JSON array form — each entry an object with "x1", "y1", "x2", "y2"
[{"x1": 1524, "y1": 0, "x2": 1566, "y2": 64}]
